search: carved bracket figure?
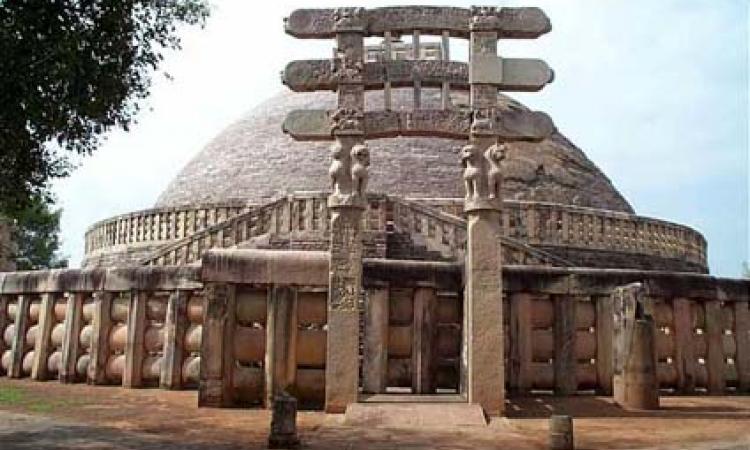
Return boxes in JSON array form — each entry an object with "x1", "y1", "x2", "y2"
[
  {"x1": 328, "y1": 138, "x2": 369, "y2": 208},
  {"x1": 329, "y1": 140, "x2": 349, "y2": 197},
  {"x1": 485, "y1": 142, "x2": 506, "y2": 199},
  {"x1": 350, "y1": 144, "x2": 370, "y2": 198},
  {"x1": 461, "y1": 144, "x2": 481, "y2": 201}
]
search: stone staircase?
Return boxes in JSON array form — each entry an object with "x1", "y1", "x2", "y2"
[
  {"x1": 385, "y1": 231, "x2": 444, "y2": 261},
  {"x1": 139, "y1": 193, "x2": 573, "y2": 268}
]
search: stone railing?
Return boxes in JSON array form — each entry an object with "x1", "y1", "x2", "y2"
[
  {"x1": 86, "y1": 193, "x2": 707, "y2": 272},
  {"x1": 501, "y1": 266, "x2": 749, "y2": 395},
  {"x1": 199, "y1": 249, "x2": 330, "y2": 408},
  {"x1": 391, "y1": 197, "x2": 574, "y2": 266},
  {"x1": 360, "y1": 263, "x2": 750, "y2": 396},
  {"x1": 1, "y1": 253, "x2": 748, "y2": 410},
  {"x1": 0, "y1": 266, "x2": 204, "y2": 389},
  {"x1": 84, "y1": 202, "x2": 253, "y2": 255},
  {"x1": 140, "y1": 193, "x2": 391, "y2": 266},
  {"x1": 403, "y1": 197, "x2": 707, "y2": 271},
  {"x1": 502, "y1": 201, "x2": 707, "y2": 271}
]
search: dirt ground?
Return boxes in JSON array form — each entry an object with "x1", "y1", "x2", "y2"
[{"x1": 0, "y1": 379, "x2": 749, "y2": 449}]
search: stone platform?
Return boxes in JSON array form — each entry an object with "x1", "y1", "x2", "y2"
[{"x1": 345, "y1": 395, "x2": 487, "y2": 427}]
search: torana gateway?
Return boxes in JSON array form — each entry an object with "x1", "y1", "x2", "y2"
[{"x1": 0, "y1": 6, "x2": 747, "y2": 418}]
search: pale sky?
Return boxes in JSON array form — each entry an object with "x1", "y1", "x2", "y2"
[{"x1": 52, "y1": 0, "x2": 749, "y2": 277}]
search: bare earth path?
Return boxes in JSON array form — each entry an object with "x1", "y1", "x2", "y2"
[{"x1": 0, "y1": 379, "x2": 749, "y2": 449}]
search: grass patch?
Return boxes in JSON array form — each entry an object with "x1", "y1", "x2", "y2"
[
  {"x1": 0, "y1": 385, "x2": 84, "y2": 413},
  {"x1": 28, "y1": 401, "x2": 55, "y2": 413},
  {"x1": 0, "y1": 386, "x2": 25, "y2": 405}
]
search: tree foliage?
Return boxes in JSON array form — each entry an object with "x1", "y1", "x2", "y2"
[
  {"x1": 0, "y1": 0, "x2": 210, "y2": 216},
  {"x1": 12, "y1": 194, "x2": 68, "y2": 270}
]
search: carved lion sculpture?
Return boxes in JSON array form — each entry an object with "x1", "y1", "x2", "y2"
[
  {"x1": 350, "y1": 143, "x2": 370, "y2": 197},
  {"x1": 328, "y1": 141, "x2": 348, "y2": 196},
  {"x1": 485, "y1": 143, "x2": 507, "y2": 199},
  {"x1": 460, "y1": 144, "x2": 481, "y2": 200}
]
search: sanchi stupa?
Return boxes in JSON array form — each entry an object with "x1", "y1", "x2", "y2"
[{"x1": 0, "y1": 6, "x2": 747, "y2": 424}]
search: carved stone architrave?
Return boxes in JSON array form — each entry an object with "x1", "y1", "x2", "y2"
[
  {"x1": 285, "y1": 7, "x2": 551, "y2": 39},
  {"x1": 282, "y1": 108, "x2": 553, "y2": 141},
  {"x1": 282, "y1": 59, "x2": 553, "y2": 93}
]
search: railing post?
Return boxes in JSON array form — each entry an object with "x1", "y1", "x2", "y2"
[
  {"x1": 8, "y1": 295, "x2": 31, "y2": 378},
  {"x1": 735, "y1": 300, "x2": 750, "y2": 392},
  {"x1": 31, "y1": 293, "x2": 56, "y2": 380},
  {"x1": 554, "y1": 294, "x2": 577, "y2": 395},
  {"x1": 59, "y1": 292, "x2": 85, "y2": 383},
  {"x1": 123, "y1": 290, "x2": 146, "y2": 388},
  {"x1": 88, "y1": 291, "x2": 113, "y2": 385},
  {"x1": 412, "y1": 285, "x2": 438, "y2": 394},
  {"x1": 161, "y1": 289, "x2": 189, "y2": 389},
  {"x1": 595, "y1": 294, "x2": 614, "y2": 395},
  {"x1": 509, "y1": 292, "x2": 533, "y2": 394},
  {"x1": 265, "y1": 286, "x2": 298, "y2": 407},
  {"x1": 199, "y1": 282, "x2": 236, "y2": 407},
  {"x1": 672, "y1": 297, "x2": 695, "y2": 393},
  {"x1": 363, "y1": 285, "x2": 389, "y2": 394},
  {"x1": 704, "y1": 300, "x2": 726, "y2": 394},
  {"x1": 0, "y1": 296, "x2": 9, "y2": 376}
]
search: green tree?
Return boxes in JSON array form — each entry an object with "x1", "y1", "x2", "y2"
[
  {"x1": 12, "y1": 194, "x2": 68, "y2": 270},
  {"x1": 0, "y1": 0, "x2": 210, "y2": 216}
]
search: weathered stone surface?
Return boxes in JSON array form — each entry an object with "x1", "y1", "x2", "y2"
[
  {"x1": 268, "y1": 392, "x2": 300, "y2": 449},
  {"x1": 283, "y1": 107, "x2": 555, "y2": 142},
  {"x1": 464, "y1": 210, "x2": 504, "y2": 415},
  {"x1": 325, "y1": 208, "x2": 363, "y2": 413},
  {"x1": 612, "y1": 283, "x2": 659, "y2": 410},
  {"x1": 282, "y1": 59, "x2": 553, "y2": 92},
  {"x1": 284, "y1": 7, "x2": 550, "y2": 39},
  {"x1": 549, "y1": 415, "x2": 574, "y2": 450},
  {"x1": 155, "y1": 89, "x2": 633, "y2": 213},
  {"x1": 201, "y1": 249, "x2": 328, "y2": 286}
]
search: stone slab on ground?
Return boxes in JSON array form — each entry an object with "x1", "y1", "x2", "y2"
[{"x1": 344, "y1": 401, "x2": 487, "y2": 427}]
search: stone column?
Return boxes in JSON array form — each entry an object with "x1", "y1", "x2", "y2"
[
  {"x1": 325, "y1": 8, "x2": 368, "y2": 414},
  {"x1": 462, "y1": 10, "x2": 506, "y2": 416},
  {"x1": 612, "y1": 284, "x2": 659, "y2": 410}
]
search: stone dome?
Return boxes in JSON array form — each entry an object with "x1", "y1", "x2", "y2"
[{"x1": 156, "y1": 88, "x2": 633, "y2": 213}]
